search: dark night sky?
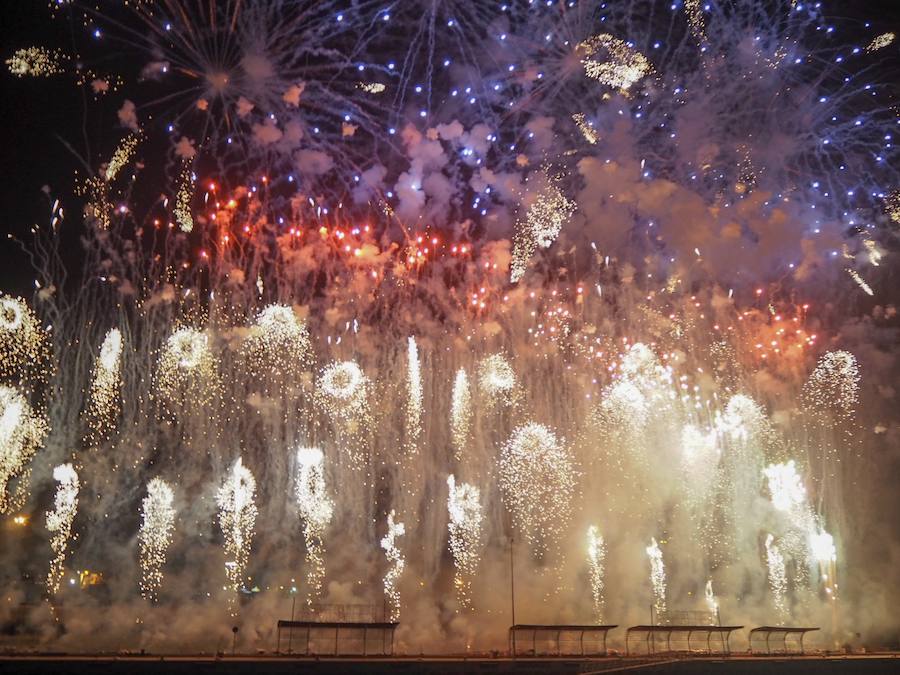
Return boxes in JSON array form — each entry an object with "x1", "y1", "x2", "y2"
[{"x1": 1, "y1": 1, "x2": 898, "y2": 296}]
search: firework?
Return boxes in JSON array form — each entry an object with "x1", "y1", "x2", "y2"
[
  {"x1": 803, "y1": 351, "x2": 860, "y2": 424},
  {"x1": 217, "y1": 458, "x2": 258, "y2": 616},
  {"x1": 477, "y1": 354, "x2": 517, "y2": 408},
  {"x1": 0, "y1": 295, "x2": 51, "y2": 388},
  {"x1": 316, "y1": 360, "x2": 370, "y2": 467},
  {"x1": 154, "y1": 327, "x2": 220, "y2": 419},
  {"x1": 105, "y1": 133, "x2": 141, "y2": 182},
  {"x1": 46, "y1": 463, "x2": 79, "y2": 596},
  {"x1": 138, "y1": 478, "x2": 176, "y2": 602},
  {"x1": 510, "y1": 174, "x2": 576, "y2": 283},
  {"x1": 0, "y1": 387, "x2": 48, "y2": 514},
  {"x1": 763, "y1": 461, "x2": 808, "y2": 516},
  {"x1": 173, "y1": 161, "x2": 194, "y2": 233},
  {"x1": 449, "y1": 369, "x2": 471, "y2": 463},
  {"x1": 499, "y1": 423, "x2": 576, "y2": 556},
  {"x1": 295, "y1": 447, "x2": 333, "y2": 606},
  {"x1": 84, "y1": 328, "x2": 123, "y2": 448},
  {"x1": 242, "y1": 304, "x2": 313, "y2": 384},
  {"x1": 446, "y1": 475, "x2": 483, "y2": 609},
  {"x1": 380, "y1": 510, "x2": 405, "y2": 623},
  {"x1": 405, "y1": 337, "x2": 423, "y2": 455},
  {"x1": 577, "y1": 34, "x2": 652, "y2": 93},
  {"x1": 867, "y1": 32, "x2": 895, "y2": 52},
  {"x1": 6, "y1": 47, "x2": 67, "y2": 78},
  {"x1": 646, "y1": 538, "x2": 667, "y2": 619},
  {"x1": 765, "y1": 534, "x2": 788, "y2": 624},
  {"x1": 847, "y1": 269, "x2": 874, "y2": 296},
  {"x1": 705, "y1": 579, "x2": 718, "y2": 617},
  {"x1": 586, "y1": 525, "x2": 607, "y2": 624}
]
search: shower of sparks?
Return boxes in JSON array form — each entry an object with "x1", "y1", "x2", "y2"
[
  {"x1": 765, "y1": 534, "x2": 789, "y2": 624},
  {"x1": 295, "y1": 447, "x2": 334, "y2": 606},
  {"x1": 243, "y1": 304, "x2": 313, "y2": 382},
  {"x1": 646, "y1": 538, "x2": 667, "y2": 619},
  {"x1": 802, "y1": 351, "x2": 860, "y2": 426},
  {"x1": 380, "y1": 509, "x2": 405, "y2": 622},
  {"x1": 510, "y1": 174, "x2": 576, "y2": 283},
  {"x1": 499, "y1": 423, "x2": 576, "y2": 555},
  {"x1": 0, "y1": 386, "x2": 48, "y2": 514},
  {"x1": 155, "y1": 327, "x2": 220, "y2": 415},
  {"x1": 477, "y1": 353, "x2": 517, "y2": 408},
  {"x1": 316, "y1": 360, "x2": 370, "y2": 466},
  {"x1": 810, "y1": 528, "x2": 836, "y2": 565},
  {"x1": 577, "y1": 34, "x2": 652, "y2": 92},
  {"x1": 84, "y1": 328, "x2": 123, "y2": 448},
  {"x1": 718, "y1": 394, "x2": 766, "y2": 443},
  {"x1": 446, "y1": 475, "x2": 483, "y2": 610},
  {"x1": 866, "y1": 32, "x2": 895, "y2": 52},
  {"x1": 846, "y1": 268, "x2": 874, "y2": 296},
  {"x1": 586, "y1": 525, "x2": 607, "y2": 624},
  {"x1": 0, "y1": 295, "x2": 51, "y2": 386},
  {"x1": 705, "y1": 579, "x2": 718, "y2": 616},
  {"x1": 46, "y1": 463, "x2": 79, "y2": 596},
  {"x1": 356, "y1": 82, "x2": 386, "y2": 94},
  {"x1": 173, "y1": 161, "x2": 194, "y2": 233},
  {"x1": 6, "y1": 47, "x2": 67, "y2": 78},
  {"x1": 449, "y1": 368, "x2": 472, "y2": 462},
  {"x1": 217, "y1": 457, "x2": 258, "y2": 616},
  {"x1": 886, "y1": 190, "x2": 900, "y2": 224},
  {"x1": 763, "y1": 461, "x2": 807, "y2": 514},
  {"x1": 572, "y1": 113, "x2": 599, "y2": 144},
  {"x1": 684, "y1": 0, "x2": 708, "y2": 44},
  {"x1": 405, "y1": 337, "x2": 423, "y2": 455},
  {"x1": 138, "y1": 478, "x2": 176, "y2": 603},
  {"x1": 105, "y1": 133, "x2": 141, "y2": 182}
]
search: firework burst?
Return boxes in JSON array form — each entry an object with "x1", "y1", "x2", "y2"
[
  {"x1": 446, "y1": 475, "x2": 483, "y2": 609},
  {"x1": 84, "y1": 328, "x2": 123, "y2": 448},
  {"x1": 46, "y1": 464, "x2": 79, "y2": 596},
  {"x1": 217, "y1": 458, "x2": 258, "y2": 616},
  {"x1": 380, "y1": 510, "x2": 405, "y2": 623},
  {"x1": 0, "y1": 387, "x2": 48, "y2": 514},
  {"x1": 295, "y1": 447, "x2": 334, "y2": 606},
  {"x1": 138, "y1": 478, "x2": 176, "y2": 602}
]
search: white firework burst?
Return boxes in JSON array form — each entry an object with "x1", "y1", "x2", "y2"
[
  {"x1": 646, "y1": 538, "x2": 667, "y2": 619},
  {"x1": 295, "y1": 447, "x2": 334, "y2": 606},
  {"x1": 380, "y1": 510, "x2": 405, "y2": 623},
  {"x1": 139, "y1": 478, "x2": 176, "y2": 602},
  {"x1": 85, "y1": 328, "x2": 123, "y2": 448},
  {"x1": 242, "y1": 304, "x2": 313, "y2": 383},
  {"x1": 586, "y1": 525, "x2": 607, "y2": 624},
  {"x1": 46, "y1": 463, "x2": 79, "y2": 596},
  {"x1": 765, "y1": 534, "x2": 788, "y2": 624},
  {"x1": 0, "y1": 386, "x2": 48, "y2": 514},
  {"x1": 446, "y1": 475, "x2": 483, "y2": 609},
  {"x1": 405, "y1": 337, "x2": 423, "y2": 455},
  {"x1": 477, "y1": 354, "x2": 517, "y2": 408},
  {"x1": 449, "y1": 368, "x2": 471, "y2": 463},
  {"x1": 499, "y1": 423, "x2": 576, "y2": 556},
  {"x1": 217, "y1": 457, "x2": 258, "y2": 616}
]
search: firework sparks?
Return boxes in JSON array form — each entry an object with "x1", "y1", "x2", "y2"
[
  {"x1": 646, "y1": 538, "x2": 667, "y2": 619},
  {"x1": 499, "y1": 423, "x2": 576, "y2": 555},
  {"x1": 577, "y1": 34, "x2": 652, "y2": 93},
  {"x1": 446, "y1": 475, "x2": 483, "y2": 609},
  {"x1": 295, "y1": 447, "x2": 333, "y2": 606},
  {"x1": 380, "y1": 510, "x2": 405, "y2": 623},
  {"x1": 138, "y1": 478, "x2": 176, "y2": 602},
  {"x1": 84, "y1": 328, "x2": 123, "y2": 448},
  {"x1": 6, "y1": 47, "x2": 67, "y2": 78},
  {"x1": 105, "y1": 133, "x2": 141, "y2": 182},
  {"x1": 155, "y1": 327, "x2": 220, "y2": 419},
  {"x1": 449, "y1": 369, "x2": 471, "y2": 463},
  {"x1": 0, "y1": 387, "x2": 47, "y2": 514},
  {"x1": 866, "y1": 32, "x2": 895, "y2": 52},
  {"x1": 477, "y1": 353, "x2": 517, "y2": 408},
  {"x1": 510, "y1": 174, "x2": 576, "y2": 283},
  {"x1": 0, "y1": 295, "x2": 51, "y2": 388},
  {"x1": 846, "y1": 268, "x2": 874, "y2": 296},
  {"x1": 586, "y1": 525, "x2": 607, "y2": 624},
  {"x1": 765, "y1": 534, "x2": 788, "y2": 624},
  {"x1": 217, "y1": 458, "x2": 258, "y2": 616},
  {"x1": 173, "y1": 161, "x2": 194, "y2": 233},
  {"x1": 46, "y1": 463, "x2": 79, "y2": 596},
  {"x1": 763, "y1": 461, "x2": 808, "y2": 515},
  {"x1": 405, "y1": 337, "x2": 423, "y2": 455},
  {"x1": 243, "y1": 304, "x2": 313, "y2": 383},
  {"x1": 705, "y1": 579, "x2": 718, "y2": 616}
]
